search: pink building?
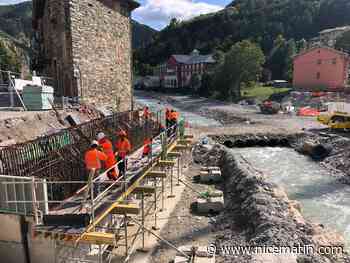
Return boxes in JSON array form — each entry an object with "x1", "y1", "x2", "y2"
[{"x1": 293, "y1": 47, "x2": 350, "y2": 91}]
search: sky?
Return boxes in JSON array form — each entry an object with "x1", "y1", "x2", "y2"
[{"x1": 0, "y1": 0, "x2": 231, "y2": 30}]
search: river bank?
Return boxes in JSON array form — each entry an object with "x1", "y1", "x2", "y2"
[{"x1": 193, "y1": 143, "x2": 350, "y2": 263}]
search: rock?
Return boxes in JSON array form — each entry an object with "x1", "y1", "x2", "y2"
[{"x1": 251, "y1": 253, "x2": 297, "y2": 263}]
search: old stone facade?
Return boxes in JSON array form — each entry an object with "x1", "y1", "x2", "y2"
[{"x1": 32, "y1": 0, "x2": 139, "y2": 111}]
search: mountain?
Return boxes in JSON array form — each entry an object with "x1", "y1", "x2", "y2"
[
  {"x1": 132, "y1": 20, "x2": 157, "y2": 49},
  {"x1": 0, "y1": 1, "x2": 157, "y2": 61},
  {"x1": 135, "y1": 0, "x2": 350, "y2": 68}
]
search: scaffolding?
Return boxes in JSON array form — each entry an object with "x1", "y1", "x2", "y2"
[{"x1": 1, "y1": 119, "x2": 194, "y2": 262}]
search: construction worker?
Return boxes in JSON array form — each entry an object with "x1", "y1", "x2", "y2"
[
  {"x1": 115, "y1": 130, "x2": 132, "y2": 176},
  {"x1": 84, "y1": 140, "x2": 108, "y2": 172},
  {"x1": 159, "y1": 123, "x2": 166, "y2": 133},
  {"x1": 142, "y1": 138, "x2": 152, "y2": 158},
  {"x1": 97, "y1": 132, "x2": 118, "y2": 180},
  {"x1": 83, "y1": 140, "x2": 108, "y2": 208},
  {"x1": 165, "y1": 108, "x2": 171, "y2": 128},
  {"x1": 143, "y1": 106, "x2": 151, "y2": 120},
  {"x1": 170, "y1": 109, "x2": 180, "y2": 135}
]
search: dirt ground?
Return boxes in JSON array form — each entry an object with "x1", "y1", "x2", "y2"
[{"x1": 0, "y1": 107, "x2": 100, "y2": 144}]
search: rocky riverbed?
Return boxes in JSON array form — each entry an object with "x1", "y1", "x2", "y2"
[{"x1": 193, "y1": 143, "x2": 350, "y2": 263}]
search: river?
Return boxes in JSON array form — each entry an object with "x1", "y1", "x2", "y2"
[{"x1": 231, "y1": 147, "x2": 350, "y2": 248}]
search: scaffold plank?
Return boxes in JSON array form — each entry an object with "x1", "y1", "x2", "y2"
[
  {"x1": 133, "y1": 185, "x2": 156, "y2": 194},
  {"x1": 158, "y1": 160, "x2": 176, "y2": 167},
  {"x1": 168, "y1": 152, "x2": 181, "y2": 158},
  {"x1": 173, "y1": 145, "x2": 190, "y2": 151},
  {"x1": 111, "y1": 203, "x2": 139, "y2": 215},
  {"x1": 146, "y1": 171, "x2": 167, "y2": 178}
]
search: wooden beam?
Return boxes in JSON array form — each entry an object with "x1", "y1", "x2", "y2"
[
  {"x1": 111, "y1": 203, "x2": 139, "y2": 215},
  {"x1": 158, "y1": 160, "x2": 176, "y2": 167},
  {"x1": 133, "y1": 185, "x2": 156, "y2": 194},
  {"x1": 173, "y1": 145, "x2": 189, "y2": 151},
  {"x1": 178, "y1": 139, "x2": 192, "y2": 145},
  {"x1": 146, "y1": 171, "x2": 167, "y2": 178},
  {"x1": 80, "y1": 232, "x2": 117, "y2": 245}
]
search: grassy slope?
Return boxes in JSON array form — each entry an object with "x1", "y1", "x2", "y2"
[{"x1": 241, "y1": 85, "x2": 290, "y2": 101}]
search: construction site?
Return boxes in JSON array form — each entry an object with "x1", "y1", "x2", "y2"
[{"x1": 3, "y1": 0, "x2": 350, "y2": 263}]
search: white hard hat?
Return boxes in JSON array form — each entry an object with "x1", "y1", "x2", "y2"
[
  {"x1": 97, "y1": 132, "x2": 106, "y2": 140},
  {"x1": 91, "y1": 140, "x2": 99, "y2": 147}
]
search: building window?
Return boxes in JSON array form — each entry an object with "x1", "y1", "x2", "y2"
[
  {"x1": 332, "y1": 58, "x2": 337, "y2": 65},
  {"x1": 317, "y1": 72, "x2": 321, "y2": 79},
  {"x1": 317, "y1": 59, "x2": 322, "y2": 65}
]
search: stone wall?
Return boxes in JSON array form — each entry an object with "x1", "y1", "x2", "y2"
[
  {"x1": 33, "y1": 0, "x2": 134, "y2": 111},
  {"x1": 69, "y1": 0, "x2": 132, "y2": 111},
  {"x1": 33, "y1": 0, "x2": 74, "y2": 97}
]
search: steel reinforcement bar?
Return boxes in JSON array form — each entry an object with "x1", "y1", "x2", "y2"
[{"x1": 0, "y1": 110, "x2": 161, "y2": 200}]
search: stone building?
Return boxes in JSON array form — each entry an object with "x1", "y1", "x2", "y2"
[{"x1": 32, "y1": 0, "x2": 139, "y2": 111}]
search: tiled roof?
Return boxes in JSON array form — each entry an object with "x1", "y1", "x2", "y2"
[{"x1": 172, "y1": 54, "x2": 215, "y2": 64}]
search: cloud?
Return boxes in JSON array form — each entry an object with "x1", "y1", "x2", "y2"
[
  {"x1": 0, "y1": 0, "x2": 25, "y2": 5},
  {"x1": 133, "y1": 0, "x2": 223, "y2": 29}
]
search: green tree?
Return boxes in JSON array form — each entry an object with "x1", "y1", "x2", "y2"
[
  {"x1": 190, "y1": 73, "x2": 201, "y2": 93},
  {"x1": 0, "y1": 40, "x2": 20, "y2": 72},
  {"x1": 283, "y1": 39, "x2": 297, "y2": 81},
  {"x1": 214, "y1": 40, "x2": 265, "y2": 101},
  {"x1": 335, "y1": 30, "x2": 350, "y2": 53}
]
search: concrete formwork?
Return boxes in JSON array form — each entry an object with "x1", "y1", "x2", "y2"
[{"x1": 0, "y1": 213, "x2": 30, "y2": 263}]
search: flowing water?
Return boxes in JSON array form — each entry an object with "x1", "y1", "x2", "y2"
[
  {"x1": 135, "y1": 95, "x2": 222, "y2": 127},
  {"x1": 231, "y1": 147, "x2": 350, "y2": 248}
]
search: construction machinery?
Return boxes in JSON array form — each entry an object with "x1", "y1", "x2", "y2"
[
  {"x1": 259, "y1": 100, "x2": 281, "y2": 114},
  {"x1": 317, "y1": 102, "x2": 350, "y2": 129},
  {"x1": 317, "y1": 112, "x2": 350, "y2": 129}
]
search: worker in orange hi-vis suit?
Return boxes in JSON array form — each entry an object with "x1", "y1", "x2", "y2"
[
  {"x1": 115, "y1": 130, "x2": 132, "y2": 176},
  {"x1": 83, "y1": 140, "x2": 108, "y2": 210},
  {"x1": 97, "y1": 132, "x2": 118, "y2": 180},
  {"x1": 165, "y1": 108, "x2": 171, "y2": 128},
  {"x1": 142, "y1": 138, "x2": 152, "y2": 158},
  {"x1": 143, "y1": 106, "x2": 151, "y2": 120}
]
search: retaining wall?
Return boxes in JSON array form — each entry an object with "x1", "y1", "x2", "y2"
[{"x1": 193, "y1": 143, "x2": 347, "y2": 262}]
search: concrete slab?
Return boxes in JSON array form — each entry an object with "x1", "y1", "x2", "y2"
[
  {"x1": 251, "y1": 253, "x2": 297, "y2": 263},
  {"x1": 194, "y1": 197, "x2": 224, "y2": 214},
  {"x1": 174, "y1": 246, "x2": 216, "y2": 263}
]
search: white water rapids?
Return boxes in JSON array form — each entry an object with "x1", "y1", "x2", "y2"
[{"x1": 231, "y1": 147, "x2": 350, "y2": 249}]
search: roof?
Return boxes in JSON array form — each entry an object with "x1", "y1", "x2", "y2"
[
  {"x1": 293, "y1": 46, "x2": 349, "y2": 61},
  {"x1": 33, "y1": 0, "x2": 139, "y2": 20},
  {"x1": 120, "y1": 0, "x2": 140, "y2": 10},
  {"x1": 319, "y1": 26, "x2": 350, "y2": 34},
  {"x1": 172, "y1": 53, "x2": 215, "y2": 65}
]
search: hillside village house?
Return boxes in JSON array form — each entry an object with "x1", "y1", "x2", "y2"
[
  {"x1": 293, "y1": 47, "x2": 350, "y2": 91},
  {"x1": 32, "y1": 0, "x2": 139, "y2": 111},
  {"x1": 319, "y1": 26, "x2": 350, "y2": 47},
  {"x1": 155, "y1": 50, "x2": 215, "y2": 89}
]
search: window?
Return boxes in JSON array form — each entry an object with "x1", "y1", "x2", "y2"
[
  {"x1": 317, "y1": 72, "x2": 321, "y2": 79},
  {"x1": 332, "y1": 58, "x2": 337, "y2": 65},
  {"x1": 317, "y1": 59, "x2": 322, "y2": 65}
]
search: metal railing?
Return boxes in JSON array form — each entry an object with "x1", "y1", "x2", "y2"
[{"x1": 0, "y1": 118, "x2": 178, "y2": 222}]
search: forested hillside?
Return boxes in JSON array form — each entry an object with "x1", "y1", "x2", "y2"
[{"x1": 135, "y1": 0, "x2": 350, "y2": 77}]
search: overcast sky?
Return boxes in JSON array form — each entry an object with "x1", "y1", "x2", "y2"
[{"x1": 0, "y1": 0, "x2": 230, "y2": 30}]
